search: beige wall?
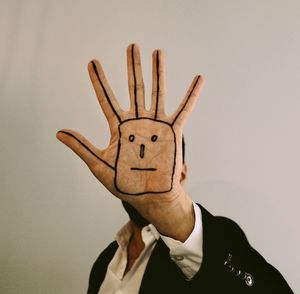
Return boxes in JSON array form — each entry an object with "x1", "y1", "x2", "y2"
[{"x1": 1, "y1": 0, "x2": 299, "y2": 292}]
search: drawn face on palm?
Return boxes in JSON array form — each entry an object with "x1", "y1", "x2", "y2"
[
  {"x1": 116, "y1": 118, "x2": 175, "y2": 195},
  {"x1": 57, "y1": 44, "x2": 204, "y2": 199}
]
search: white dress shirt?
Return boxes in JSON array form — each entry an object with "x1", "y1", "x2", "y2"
[{"x1": 99, "y1": 202, "x2": 203, "y2": 294}]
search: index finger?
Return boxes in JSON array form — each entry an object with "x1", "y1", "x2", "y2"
[{"x1": 88, "y1": 59, "x2": 123, "y2": 128}]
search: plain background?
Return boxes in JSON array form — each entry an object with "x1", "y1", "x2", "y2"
[{"x1": 1, "y1": 0, "x2": 299, "y2": 293}]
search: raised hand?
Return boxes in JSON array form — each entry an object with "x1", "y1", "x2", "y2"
[{"x1": 56, "y1": 44, "x2": 204, "y2": 236}]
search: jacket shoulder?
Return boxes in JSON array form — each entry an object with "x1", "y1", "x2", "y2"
[{"x1": 214, "y1": 215, "x2": 250, "y2": 245}]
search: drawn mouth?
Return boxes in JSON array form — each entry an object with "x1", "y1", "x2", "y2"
[{"x1": 130, "y1": 167, "x2": 157, "y2": 171}]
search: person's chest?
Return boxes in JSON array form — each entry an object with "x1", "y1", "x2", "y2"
[{"x1": 99, "y1": 224, "x2": 158, "y2": 294}]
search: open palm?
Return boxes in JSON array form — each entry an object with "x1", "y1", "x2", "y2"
[{"x1": 56, "y1": 44, "x2": 204, "y2": 205}]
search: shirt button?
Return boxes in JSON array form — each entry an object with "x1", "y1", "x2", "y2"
[
  {"x1": 244, "y1": 273, "x2": 254, "y2": 287},
  {"x1": 229, "y1": 266, "x2": 236, "y2": 273},
  {"x1": 174, "y1": 255, "x2": 184, "y2": 261}
]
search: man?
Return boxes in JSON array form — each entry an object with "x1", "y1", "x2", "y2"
[{"x1": 56, "y1": 44, "x2": 293, "y2": 293}]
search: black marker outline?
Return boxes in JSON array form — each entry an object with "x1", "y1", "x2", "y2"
[
  {"x1": 151, "y1": 135, "x2": 158, "y2": 142},
  {"x1": 140, "y1": 144, "x2": 145, "y2": 158},
  {"x1": 131, "y1": 44, "x2": 138, "y2": 118},
  {"x1": 131, "y1": 167, "x2": 157, "y2": 171},
  {"x1": 171, "y1": 75, "x2": 200, "y2": 126},
  {"x1": 91, "y1": 61, "x2": 122, "y2": 123},
  {"x1": 114, "y1": 117, "x2": 176, "y2": 196},
  {"x1": 154, "y1": 50, "x2": 159, "y2": 120},
  {"x1": 58, "y1": 130, "x2": 114, "y2": 170}
]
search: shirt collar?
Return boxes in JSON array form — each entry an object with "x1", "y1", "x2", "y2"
[
  {"x1": 143, "y1": 223, "x2": 160, "y2": 241},
  {"x1": 115, "y1": 221, "x2": 133, "y2": 249},
  {"x1": 115, "y1": 221, "x2": 160, "y2": 249}
]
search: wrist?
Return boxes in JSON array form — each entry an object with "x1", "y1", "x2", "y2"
[{"x1": 138, "y1": 188, "x2": 195, "y2": 242}]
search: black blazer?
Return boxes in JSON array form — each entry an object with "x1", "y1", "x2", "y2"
[{"x1": 87, "y1": 204, "x2": 293, "y2": 293}]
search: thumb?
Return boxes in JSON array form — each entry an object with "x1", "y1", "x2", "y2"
[{"x1": 56, "y1": 129, "x2": 102, "y2": 169}]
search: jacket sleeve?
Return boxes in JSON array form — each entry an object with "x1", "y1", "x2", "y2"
[{"x1": 218, "y1": 216, "x2": 294, "y2": 293}]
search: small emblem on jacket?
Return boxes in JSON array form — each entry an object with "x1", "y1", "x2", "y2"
[{"x1": 224, "y1": 253, "x2": 254, "y2": 287}]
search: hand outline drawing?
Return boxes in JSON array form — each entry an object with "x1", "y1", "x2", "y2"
[{"x1": 56, "y1": 44, "x2": 205, "y2": 200}]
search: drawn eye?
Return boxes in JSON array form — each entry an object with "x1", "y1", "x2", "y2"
[
  {"x1": 129, "y1": 134, "x2": 135, "y2": 142},
  {"x1": 151, "y1": 135, "x2": 158, "y2": 142}
]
